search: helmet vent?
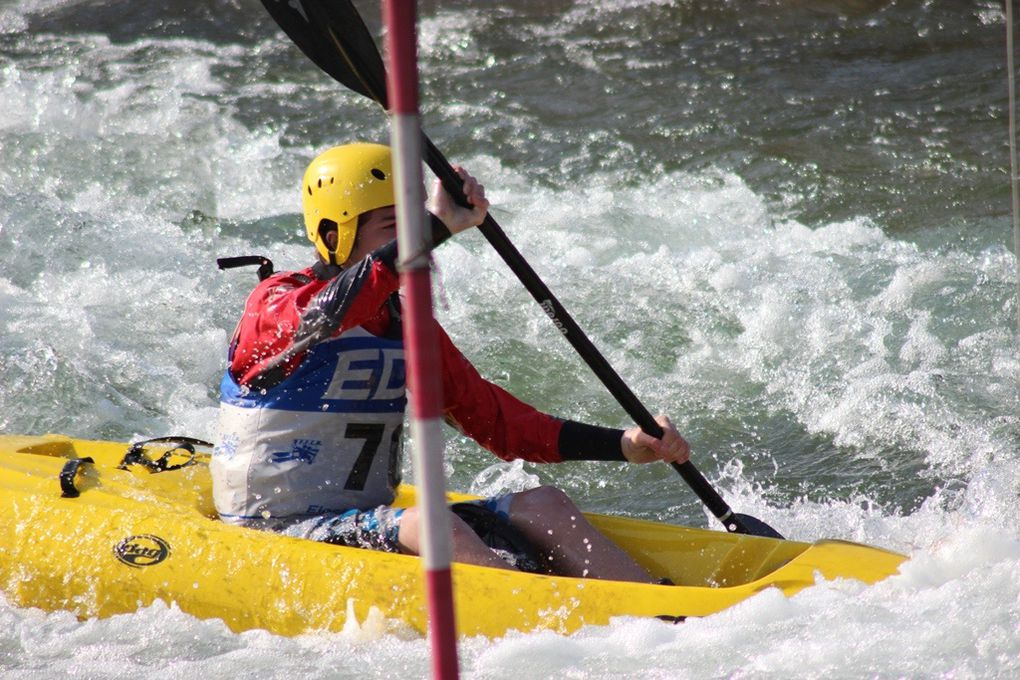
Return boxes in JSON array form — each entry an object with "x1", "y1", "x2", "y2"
[
  {"x1": 317, "y1": 178, "x2": 323, "y2": 188},
  {"x1": 371, "y1": 168, "x2": 386, "y2": 180},
  {"x1": 307, "y1": 185, "x2": 312, "y2": 196}
]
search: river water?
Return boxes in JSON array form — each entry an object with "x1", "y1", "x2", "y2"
[{"x1": 1, "y1": 0, "x2": 1019, "y2": 677}]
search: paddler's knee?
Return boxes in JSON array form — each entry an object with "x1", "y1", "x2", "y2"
[{"x1": 506, "y1": 485, "x2": 578, "y2": 524}]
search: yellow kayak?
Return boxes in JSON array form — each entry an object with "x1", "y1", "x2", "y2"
[{"x1": 0, "y1": 434, "x2": 907, "y2": 638}]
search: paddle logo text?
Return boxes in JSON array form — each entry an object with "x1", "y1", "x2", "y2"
[
  {"x1": 114, "y1": 534, "x2": 171, "y2": 568},
  {"x1": 540, "y1": 300, "x2": 568, "y2": 336}
]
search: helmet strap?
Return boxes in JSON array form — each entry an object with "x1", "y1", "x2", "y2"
[{"x1": 318, "y1": 219, "x2": 341, "y2": 266}]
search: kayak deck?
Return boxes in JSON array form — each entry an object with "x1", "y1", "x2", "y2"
[{"x1": 0, "y1": 434, "x2": 907, "y2": 637}]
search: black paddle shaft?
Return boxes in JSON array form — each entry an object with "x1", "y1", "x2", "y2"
[
  {"x1": 428, "y1": 142, "x2": 782, "y2": 538},
  {"x1": 420, "y1": 137, "x2": 751, "y2": 532},
  {"x1": 259, "y1": 0, "x2": 781, "y2": 538}
]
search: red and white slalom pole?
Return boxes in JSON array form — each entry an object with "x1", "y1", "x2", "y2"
[{"x1": 383, "y1": 1, "x2": 459, "y2": 678}]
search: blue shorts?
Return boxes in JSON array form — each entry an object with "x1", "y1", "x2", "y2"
[{"x1": 280, "y1": 494, "x2": 514, "y2": 553}]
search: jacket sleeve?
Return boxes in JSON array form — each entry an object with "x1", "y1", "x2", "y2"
[{"x1": 435, "y1": 322, "x2": 565, "y2": 463}]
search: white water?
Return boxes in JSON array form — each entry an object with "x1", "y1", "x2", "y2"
[{"x1": 2, "y1": 1, "x2": 1019, "y2": 677}]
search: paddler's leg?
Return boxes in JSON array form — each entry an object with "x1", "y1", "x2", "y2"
[
  {"x1": 396, "y1": 506, "x2": 516, "y2": 571},
  {"x1": 507, "y1": 486, "x2": 657, "y2": 583}
]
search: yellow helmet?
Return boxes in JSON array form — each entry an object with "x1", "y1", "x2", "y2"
[{"x1": 302, "y1": 143, "x2": 395, "y2": 265}]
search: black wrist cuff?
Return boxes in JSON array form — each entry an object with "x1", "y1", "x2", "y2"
[{"x1": 558, "y1": 420, "x2": 626, "y2": 462}]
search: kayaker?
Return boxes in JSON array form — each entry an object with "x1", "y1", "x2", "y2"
[{"x1": 212, "y1": 143, "x2": 691, "y2": 582}]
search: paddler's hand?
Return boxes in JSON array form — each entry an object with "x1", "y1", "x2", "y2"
[
  {"x1": 621, "y1": 415, "x2": 691, "y2": 465},
  {"x1": 428, "y1": 166, "x2": 489, "y2": 234}
]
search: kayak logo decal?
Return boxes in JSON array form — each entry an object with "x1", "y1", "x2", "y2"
[{"x1": 114, "y1": 534, "x2": 171, "y2": 568}]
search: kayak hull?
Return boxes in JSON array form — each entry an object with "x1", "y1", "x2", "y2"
[{"x1": 0, "y1": 434, "x2": 907, "y2": 638}]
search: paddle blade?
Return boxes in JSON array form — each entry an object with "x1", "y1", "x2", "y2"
[
  {"x1": 260, "y1": 0, "x2": 388, "y2": 106},
  {"x1": 730, "y1": 513, "x2": 784, "y2": 539}
]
